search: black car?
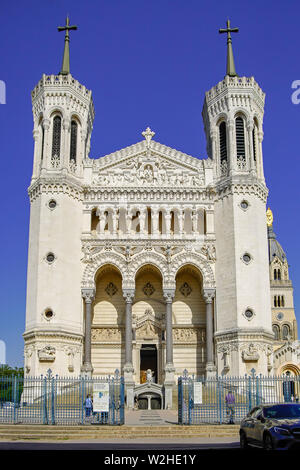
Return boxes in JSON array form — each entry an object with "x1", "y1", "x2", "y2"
[{"x1": 240, "y1": 403, "x2": 300, "y2": 450}]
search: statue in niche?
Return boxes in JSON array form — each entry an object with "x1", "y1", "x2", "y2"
[{"x1": 146, "y1": 369, "x2": 154, "y2": 382}]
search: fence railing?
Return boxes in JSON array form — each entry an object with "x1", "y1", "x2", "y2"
[
  {"x1": 0, "y1": 369, "x2": 124, "y2": 425},
  {"x1": 178, "y1": 370, "x2": 300, "y2": 425}
]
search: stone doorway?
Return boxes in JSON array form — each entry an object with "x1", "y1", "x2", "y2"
[{"x1": 140, "y1": 344, "x2": 157, "y2": 383}]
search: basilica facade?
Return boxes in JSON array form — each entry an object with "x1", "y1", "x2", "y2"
[{"x1": 23, "y1": 21, "x2": 298, "y2": 408}]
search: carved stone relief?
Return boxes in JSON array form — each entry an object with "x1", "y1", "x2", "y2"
[{"x1": 91, "y1": 328, "x2": 122, "y2": 342}]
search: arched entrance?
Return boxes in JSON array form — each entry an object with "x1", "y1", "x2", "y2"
[
  {"x1": 133, "y1": 265, "x2": 164, "y2": 384},
  {"x1": 173, "y1": 265, "x2": 206, "y2": 378},
  {"x1": 91, "y1": 264, "x2": 124, "y2": 375}
]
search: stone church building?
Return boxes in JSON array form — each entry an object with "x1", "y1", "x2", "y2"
[{"x1": 23, "y1": 19, "x2": 298, "y2": 408}]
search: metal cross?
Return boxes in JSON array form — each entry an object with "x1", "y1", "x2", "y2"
[
  {"x1": 219, "y1": 19, "x2": 239, "y2": 43},
  {"x1": 219, "y1": 19, "x2": 239, "y2": 77},
  {"x1": 58, "y1": 16, "x2": 77, "y2": 75},
  {"x1": 58, "y1": 15, "x2": 77, "y2": 39}
]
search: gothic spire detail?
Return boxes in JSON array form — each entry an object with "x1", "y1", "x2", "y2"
[
  {"x1": 219, "y1": 19, "x2": 239, "y2": 77},
  {"x1": 57, "y1": 16, "x2": 78, "y2": 75}
]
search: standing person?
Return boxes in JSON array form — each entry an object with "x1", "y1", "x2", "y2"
[
  {"x1": 84, "y1": 394, "x2": 93, "y2": 417},
  {"x1": 225, "y1": 390, "x2": 235, "y2": 424}
]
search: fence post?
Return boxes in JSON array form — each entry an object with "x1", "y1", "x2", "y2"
[
  {"x1": 248, "y1": 374, "x2": 252, "y2": 412},
  {"x1": 120, "y1": 376, "x2": 125, "y2": 425},
  {"x1": 42, "y1": 375, "x2": 48, "y2": 425},
  {"x1": 178, "y1": 377, "x2": 182, "y2": 424},
  {"x1": 188, "y1": 377, "x2": 192, "y2": 425},
  {"x1": 13, "y1": 376, "x2": 17, "y2": 424},
  {"x1": 51, "y1": 375, "x2": 56, "y2": 425},
  {"x1": 218, "y1": 378, "x2": 222, "y2": 424}
]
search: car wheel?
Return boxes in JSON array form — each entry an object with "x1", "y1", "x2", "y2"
[
  {"x1": 263, "y1": 433, "x2": 274, "y2": 450},
  {"x1": 240, "y1": 431, "x2": 249, "y2": 449}
]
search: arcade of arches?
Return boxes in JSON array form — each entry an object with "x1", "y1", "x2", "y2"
[{"x1": 82, "y1": 263, "x2": 213, "y2": 384}]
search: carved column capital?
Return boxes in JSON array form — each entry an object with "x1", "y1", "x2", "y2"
[
  {"x1": 42, "y1": 118, "x2": 50, "y2": 130},
  {"x1": 202, "y1": 288, "x2": 216, "y2": 304},
  {"x1": 163, "y1": 289, "x2": 175, "y2": 303},
  {"x1": 123, "y1": 289, "x2": 135, "y2": 303},
  {"x1": 82, "y1": 288, "x2": 95, "y2": 304}
]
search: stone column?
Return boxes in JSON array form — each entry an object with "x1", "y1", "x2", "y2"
[
  {"x1": 81, "y1": 289, "x2": 95, "y2": 376},
  {"x1": 247, "y1": 121, "x2": 256, "y2": 176},
  {"x1": 41, "y1": 118, "x2": 50, "y2": 173},
  {"x1": 203, "y1": 288, "x2": 216, "y2": 378},
  {"x1": 228, "y1": 119, "x2": 235, "y2": 175},
  {"x1": 164, "y1": 208, "x2": 171, "y2": 237},
  {"x1": 112, "y1": 207, "x2": 118, "y2": 237},
  {"x1": 126, "y1": 208, "x2": 132, "y2": 237},
  {"x1": 257, "y1": 130, "x2": 265, "y2": 181},
  {"x1": 191, "y1": 207, "x2": 198, "y2": 235},
  {"x1": 62, "y1": 118, "x2": 70, "y2": 171},
  {"x1": 163, "y1": 289, "x2": 175, "y2": 409},
  {"x1": 138, "y1": 207, "x2": 146, "y2": 236},
  {"x1": 152, "y1": 208, "x2": 159, "y2": 238},
  {"x1": 123, "y1": 289, "x2": 135, "y2": 409},
  {"x1": 177, "y1": 208, "x2": 184, "y2": 238}
]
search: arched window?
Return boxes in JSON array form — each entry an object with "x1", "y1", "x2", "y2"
[
  {"x1": 235, "y1": 116, "x2": 246, "y2": 161},
  {"x1": 219, "y1": 121, "x2": 227, "y2": 163},
  {"x1": 52, "y1": 115, "x2": 61, "y2": 158},
  {"x1": 70, "y1": 120, "x2": 78, "y2": 162},
  {"x1": 282, "y1": 324, "x2": 290, "y2": 340},
  {"x1": 277, "y1": 269, "x2": 281, "y2": 280},
  {"x1": 281, "y1": 296, "x2": 285, "y2": 307},
  {"x1": 274, "y1": 269, "x2": 277, "y2": 280},
  {"x1": 272, "y1": 324, "x2": 280, "y2": 340},
  {"x1": 274, "y1": 296, "x2": 277, "y2": 307}
]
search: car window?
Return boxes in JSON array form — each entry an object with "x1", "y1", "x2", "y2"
[{"x1": 264, "y1": 405, "x2": 300, "y2": 419}]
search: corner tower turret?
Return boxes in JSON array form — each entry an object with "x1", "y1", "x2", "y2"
[
  {"x1": 202, "y1": 22, "x2": 273, "y2": 376},
  {"x1": 24, "y1": 19, "x2": 94, "y2": 377}
]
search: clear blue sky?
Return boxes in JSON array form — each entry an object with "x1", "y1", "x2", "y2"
[{"x1": 0, "y1": 0, "x2": 299, "y2": 367}]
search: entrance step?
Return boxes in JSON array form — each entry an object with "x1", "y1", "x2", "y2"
[
  {"x1": 125, "y1": 410, "x2": 177, "y2": 426},
  {"x1": 0, "y1": 424, "x2": 240, "y2": 441}
]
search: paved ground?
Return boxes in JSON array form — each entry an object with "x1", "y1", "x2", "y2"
[{"x1": 0, "y1": 437, "x2": 241, "y2": 450}]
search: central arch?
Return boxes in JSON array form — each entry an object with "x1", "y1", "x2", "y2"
[{"x1": 133, "y1": 264, "x2": 164, "y2": 384}]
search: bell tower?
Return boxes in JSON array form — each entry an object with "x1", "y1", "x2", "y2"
[
  {"x1": 202, "y1": 21, "x2": 273, "y2": 376},
  {"x1": 24, "y1": 18, "x2": 95, "y2": 377}
]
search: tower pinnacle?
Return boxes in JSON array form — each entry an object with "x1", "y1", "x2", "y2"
[
  {"x1": 57, "y1": 16, "x2": 77, "y2": 75},
  {"x1": 219, "y1": 19, "x2": 239, "y2": 77}
]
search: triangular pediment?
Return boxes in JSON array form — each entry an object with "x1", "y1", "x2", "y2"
[{"x1": 89, "y1": 140, "x2": 208, "y2": 188}]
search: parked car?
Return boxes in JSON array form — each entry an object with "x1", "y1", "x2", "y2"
[{"x1": 240, "y1": 403, "x2": 300, "y2": 450}]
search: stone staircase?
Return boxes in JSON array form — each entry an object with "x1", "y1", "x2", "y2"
[{"x1": 0, "y1": 424, "x2": 240, "y2": 441}]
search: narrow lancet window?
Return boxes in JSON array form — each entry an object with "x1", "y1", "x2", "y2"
[
  {"x1": 235, "y1": 117, "x2": 245, "y2": 161},
  {"x1": 70, "y1": 120, "x2": 78, "y2": 161},
  {"x1": 219, "y1": 122, "x2": 227, "y2": 162},
  {"x1": 52, "y1": 116, "x2": 61, "y2": 158}
]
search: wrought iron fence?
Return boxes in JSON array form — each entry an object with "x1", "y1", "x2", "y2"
[
  {"x1": 0, "y1": 369, "x2": 124, "y2": 425},
  {"x1": 178, "y1": 369, "x2": 300, "y2": 425}
]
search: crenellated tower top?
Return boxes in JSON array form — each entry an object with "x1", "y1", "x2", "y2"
[
  {"x1": 202, "y1": 75, "x2": 266, "y2": 184},
  {"x1": 30, "y1": 19, "x2": 95, "y2": 183}
]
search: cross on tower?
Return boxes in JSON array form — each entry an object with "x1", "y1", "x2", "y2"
[
  {"x1": 58, "y1": 16, "x2": 78, "y2": 75},
  {"x1": 219, "y1": 19, "x2": 239, "y2": 77}
]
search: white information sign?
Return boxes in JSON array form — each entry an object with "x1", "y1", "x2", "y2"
[
  {"x1": 93, "y1": 383, "x2": 110, "y2": 412},
  {"x1": 193, "y1": 382, "x2": 203, "y2": 405}
]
